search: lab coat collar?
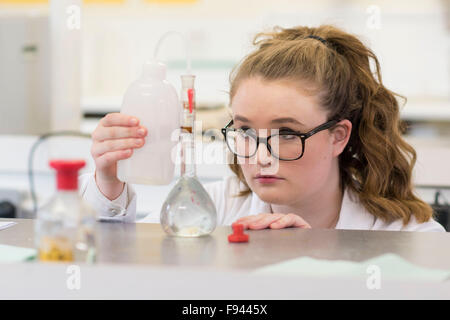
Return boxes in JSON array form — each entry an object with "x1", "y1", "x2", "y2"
[{"x1": 335, "y1": 188, "x2": 376, "y2": 230}]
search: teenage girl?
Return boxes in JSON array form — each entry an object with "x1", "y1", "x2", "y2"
[{"x1": 81, "y1": 25, "x2": 444, "y2": 231}]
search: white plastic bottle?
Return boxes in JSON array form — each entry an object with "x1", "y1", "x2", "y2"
[{"x1": 117, "y1": 61, "x2": 180, "y2": 185}]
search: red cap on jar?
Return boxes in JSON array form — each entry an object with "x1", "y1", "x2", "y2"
[{"x1": 49, "y1": 160, "x2": 86, "y2": 191}]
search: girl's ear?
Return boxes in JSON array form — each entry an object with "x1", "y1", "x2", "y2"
[{"x1": 331, "y1": 119, "x2": 352, "y2": 157}]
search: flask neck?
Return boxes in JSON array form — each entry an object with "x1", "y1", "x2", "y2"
[
  {"x1": 180, "y1": 129, "x2": 196, "y2": 178},
  {"x1": 179, "y1": 74, "x2": 197, "y2": 178}
]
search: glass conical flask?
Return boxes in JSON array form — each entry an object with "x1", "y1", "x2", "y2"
[{"x1": 160, "y1": 75, "x2": 217, "y2": 237}]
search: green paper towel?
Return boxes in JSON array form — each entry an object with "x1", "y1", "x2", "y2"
[
  {"x1": 0, "y1": 244, "x2": 37, "y2": 263},
  {"x1": 254, "y1": 253, "x2": 450, "y2": 282}
]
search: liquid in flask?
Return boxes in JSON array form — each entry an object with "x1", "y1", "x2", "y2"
[{"x1": 160, "y1": 75, "x2": 217, "y2": 237}]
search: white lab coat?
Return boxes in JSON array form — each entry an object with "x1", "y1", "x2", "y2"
[{"x1": 79, "y1": 173, "x2": 445, "y2": 232}]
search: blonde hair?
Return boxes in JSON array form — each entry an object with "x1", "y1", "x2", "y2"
[{"x1": 228, "y1": 25, "x2": 434, "y2": 225}]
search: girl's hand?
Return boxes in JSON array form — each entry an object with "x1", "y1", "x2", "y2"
[
  {"x1": 234, "y1": 213, "x2": 311, "y2": 230},
  {"x1": 91, "y1": 113, "x2": 147, "y2": 200}
]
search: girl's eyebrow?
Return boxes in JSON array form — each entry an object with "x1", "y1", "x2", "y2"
[
  {"x1": 234, "y1": 115, "x2": 304, "y2": 126},
  {"x1": 234, "y1": 115, "x2": 250, "y2": 122},
  {"x1": 271, "y1": 117, "x2": 304, "y2": 126}
]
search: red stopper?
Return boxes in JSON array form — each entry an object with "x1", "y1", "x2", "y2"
[
  {"x1": 187, "y1": 88, "x2": 194, "y2": 114},
  {"x1": 228, "y1": 223, "x2": 249, "y2": 243},
  {"x1": 49, "y1": 159, "x2": 86, "y2": 191}
]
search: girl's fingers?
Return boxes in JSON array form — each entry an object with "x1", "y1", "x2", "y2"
[
  {"x1": 92, "y1": 126, "x2": 147, "y2": 142},
  {"x1": 235, "y1": 215, "x2": 261, "y2": 223},
  {"x1": 92, "y1": 138, "x2": 145, "y2": 157},
  {"x1": 95, "y1": 149, "x2": 133, "y2": 170},
  {"x1": 269, "y1": 214, "x2": 311, "y2": 229},
  {"x1": 236, "y1": 213, "x2": 311, "y2": 230},
  {"x1": 234, "y1": 214, "x2": 267, "y2": 229},
  {"x1": 235, "y1": 213, "x2": 284, "y2": 229},
  {"x1": 247, "y1": 214, "x2": 284, "y2": 230},
  {"x1": 101, "y1": 113, "x2": 140, "y2": 127}
]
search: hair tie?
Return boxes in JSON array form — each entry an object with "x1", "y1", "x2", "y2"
[{"x1": 306, "y1": 35, "x2": 327, "y2": 45}]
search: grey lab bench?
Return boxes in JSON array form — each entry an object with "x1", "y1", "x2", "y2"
[{"x1": 0, "y1": 218, "x2": 449, "y2": 299}]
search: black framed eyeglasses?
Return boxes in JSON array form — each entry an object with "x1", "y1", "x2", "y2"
[{"x1": 221, "y1": 119, "x2": 339, "y2": 161}]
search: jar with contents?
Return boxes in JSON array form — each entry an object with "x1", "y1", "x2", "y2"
[{"x1": 35, "y1": 160, "x2": 97, "y2": 263}]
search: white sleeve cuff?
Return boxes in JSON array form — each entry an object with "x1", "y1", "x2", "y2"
[{"x1": 79, "y1": 172, "x2": 137, "y2": 223}]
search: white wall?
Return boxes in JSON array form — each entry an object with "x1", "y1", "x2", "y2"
[{"x1": 80, "y1": 0, "x2": 449, "y2": 111}]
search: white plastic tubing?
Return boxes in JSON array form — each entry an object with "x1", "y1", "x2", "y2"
[{"x1": 153, "y1": 31, "x2": 192, "y2": 75}]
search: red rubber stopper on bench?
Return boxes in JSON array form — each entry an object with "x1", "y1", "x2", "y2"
[{"x1": 228, "y1": 223, "x2": 249, "y2": 243}]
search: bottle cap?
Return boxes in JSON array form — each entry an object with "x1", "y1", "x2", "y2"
[
  {"x1": 143, "y1": 60, "x2": 166, "y2": 80},
  {"x1": 49, "y1": 159, "x2": 86, "y2": 191},
  {"x1": 228, "y1": 223, "x2": 249, "y2": 243}
]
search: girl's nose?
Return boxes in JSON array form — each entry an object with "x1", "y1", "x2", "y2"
[
  {"x1": 256, "y1": 140, "x2": 272, "y2": 166},
  {"x1": 256, "y1": 142, "x2": 280, "y2": 175}
]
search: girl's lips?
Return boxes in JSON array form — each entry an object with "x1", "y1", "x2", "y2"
[{"x1": 254, "y1": 175, "x2": 283, "y2": 184}]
